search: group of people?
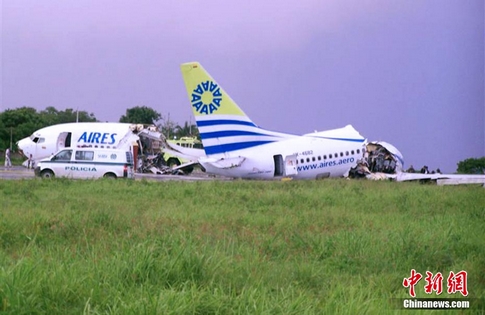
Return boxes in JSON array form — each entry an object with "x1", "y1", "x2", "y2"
[
  {"x1": 3, "y1": 148, "x2": 34, "y2": 169},
  {"x1": 406, "y1": 165, "x2": 441, "y2": 174}
]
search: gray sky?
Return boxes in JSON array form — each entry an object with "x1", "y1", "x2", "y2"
[{"x1": 2, "y1": 0, "x2": 484, "y2": 172}]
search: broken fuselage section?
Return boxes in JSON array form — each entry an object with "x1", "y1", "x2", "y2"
[{"x1": 348, "y1": 141, "x2": 404, "y2": 179}]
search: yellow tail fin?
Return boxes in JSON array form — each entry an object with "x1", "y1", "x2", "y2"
[
  {"x1": 180, "y1": 62, "x2": 250, "y2": 118},
  {"x1": 180, "y1": 62, "x2": 290, "y2": 156}
]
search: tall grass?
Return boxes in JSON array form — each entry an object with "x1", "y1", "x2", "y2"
[{"x1": 0, "y1": 179, "x2": 484, "y2": 314}]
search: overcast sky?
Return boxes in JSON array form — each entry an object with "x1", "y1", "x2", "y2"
[{"x1": 1, "y1": 0, "x2": 484, "y2": 172}]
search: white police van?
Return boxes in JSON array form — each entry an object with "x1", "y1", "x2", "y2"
[{"x1": 34, "y1": 148, "x2": 135, "y2": 179}]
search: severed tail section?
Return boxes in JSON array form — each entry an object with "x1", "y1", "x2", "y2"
[{"x1": 180, "y1": 62, "x2": 291, "y2": 156}]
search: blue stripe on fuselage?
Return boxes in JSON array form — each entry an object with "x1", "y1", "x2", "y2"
[
  {"x1": 204, "y1": 140, "x2": 275, "y2": 155},
  {"x1": 197, "y1": 119, "x2": 257, "y2": 127},
  {"x1": 309, "y1": 136, "x2": 365, "y2": 143},
  {"x1": 200, "y1": 130, "x2": 279, "y2": 139}
]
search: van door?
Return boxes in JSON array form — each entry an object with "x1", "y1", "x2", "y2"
[
  {"x1": 73, "y1": 150, "x2": 96, "y2": 178},
  {"x1": 51, "y1": 149, "x2": 74, "y2": 178}
]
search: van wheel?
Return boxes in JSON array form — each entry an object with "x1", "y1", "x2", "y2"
[
  {"x1": 41, "y1": 170, "x2": 55, "y2": 179},
  {"x1": 103, "y1": 173, "x2": 117, "y2": 179},
  {"x1": 167, "y1": 158, "x2": 181, "y2": 168}
]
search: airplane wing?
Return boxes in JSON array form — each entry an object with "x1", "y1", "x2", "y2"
[
  {"x1": 171, "y1": 160, "x2": 200, "y2": 173},
  {"x1": 366, "y1": 172, "x2": 485, "y2": 186},
  {"x1": 199, "y1": 156, "x2": 246, "y2": 169},
  {"x1": 395, "y1": 172, "x2": 485, "y2": 183}
]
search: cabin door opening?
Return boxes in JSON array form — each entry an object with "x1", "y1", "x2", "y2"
[
  {"x1": 273, "y1": 155, "x2": 284, "y2": 176},
  {"x1": 57, "y1": 132, "x2": 72, "y2": 151}
]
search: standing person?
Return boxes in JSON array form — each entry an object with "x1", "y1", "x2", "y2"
[
  {"x1": 28, "y1": 154, "x2": 34, "y2": 169},
  {"x1": 5, "y1": 148, "x2": 12, "y2": 169}
]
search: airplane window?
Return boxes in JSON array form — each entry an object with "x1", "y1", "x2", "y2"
[
  {"x1": 335, "y1": 153, "x2": 338, "y2": 158},
  {"x1": 32, "y1": 137, "x2": 39, "y2": 143},
  {"x1": 37, "y1": 138, "x2": 45, "y2": 144},
  {"x1": 346, "y1": 151, "x2": 349, "y2": 156},
  {"x1": 312, "y1": 157, "x2": 315, "y2": 162},
  {"x1": 296, "y1": 160, "x2": 298, "y2": 165},
  {"x1": 340, "y1": 152, "x2": 343, "y2": 157},
  {"x1": 306, "y1": 158, "x2": 310, "y2": 163},
  {"x1": 329, "y1": 154, "x2": 332, "y2": 159},
  {"x1": 300, "y1": 159, "x2": 304, "y2": 164},
  {"x1": 317, "y1": 156, "x2": 321, "y2": 161},
  {"x1": 351, "y1": 150, "x2": 354, "y2": 155},
  {"x1": 324, "y1": 155, "x2": 327, "y2": 159},
  {"x1": 357, "y1": 149, "x2": 360, "y2": 154}
]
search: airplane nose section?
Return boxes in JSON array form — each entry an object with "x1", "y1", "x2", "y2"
[{"x1": 17, "y1": 137, "x2": 31, "y2": 158}]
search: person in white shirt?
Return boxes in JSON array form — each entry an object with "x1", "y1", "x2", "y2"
[{"x1": 5, "y1": 148, "x2": 12, "y2": 169}]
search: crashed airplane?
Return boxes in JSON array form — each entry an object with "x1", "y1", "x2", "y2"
[
  {"x1": 176, "y1": 61, "x2": 485, "y2": 185},
  {"x1": 16, "y1": 62, "x2": 485, "y2": 185},
  {"x1": 16, "y1": 122, "x2": 201, "y2": 175}
]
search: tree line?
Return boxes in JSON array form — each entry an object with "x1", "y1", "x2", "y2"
[{"x1": 0, "y1": 106, "x2": 198, "y2": 151}]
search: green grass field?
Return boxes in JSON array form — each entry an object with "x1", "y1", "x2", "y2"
[{"x1": 0, "y1": 178, "x2": 484, "y2": 314}]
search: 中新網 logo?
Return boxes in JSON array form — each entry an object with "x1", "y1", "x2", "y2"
[{"x1": 403, "y1": 269, "x2": 468, "y2": 297}]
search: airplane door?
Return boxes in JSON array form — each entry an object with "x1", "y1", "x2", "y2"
[
  {"x1": 273, "y1": 154, "x2": 298, "y2": 177},
  {"x1": 273, "y1": 155, "x2": 284, "y2": 176},
  {"x1": 284, "y1": 154, "x2": 298, "y2": 176},
  {"x1": 57, "y1": 132, "x2": 72, "y2": 151}
]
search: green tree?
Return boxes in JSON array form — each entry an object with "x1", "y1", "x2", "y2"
[
  {"x1": 456, "y1": 157, "x2": 485, "y2": 174},
  {"x1": 174, "y1": 121, "x2": 199, "y2": 139},
  {"x1": 0, "y1": 107, "x2": 98, "y2": 151},
  {"x1": 0, "y1": 119, "x2": 9, "y2": 150},
  {"x1": 0, "y1": 107, "x2": 44, "y2": 149},
  {"x1": 39, "y1": 107, "x2": 97, "y2": 125},
  {"x1": 119, "y1": 106, "x2": 161, "y2": 125}
]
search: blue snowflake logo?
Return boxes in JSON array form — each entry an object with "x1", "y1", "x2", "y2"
[{"x1": 191, "y1": 81, "x2": 222, "y2": 115}]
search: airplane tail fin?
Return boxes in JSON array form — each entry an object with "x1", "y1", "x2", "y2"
[{"x1": 181, "y1": 62, "x2": 289, "y2": 156}]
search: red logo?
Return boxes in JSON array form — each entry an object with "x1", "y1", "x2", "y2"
[
  {"x1": 403, "y1": 269, "x2": 422, "y2": 297},
  {"x1": 447, "y1": 271, "x2": 468, "y2": 296},
  {"x1": 403, "y1": 270, "x2": 468, "y2": 297},
  {"x1": 424, "y1": 271, "x2": 443, "y2": 295}
]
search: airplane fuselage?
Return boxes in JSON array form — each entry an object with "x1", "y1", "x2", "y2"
[
  {"x1": 17, "y1": 122, "x2": 135, "y2": 163},
  {"x1": 200, "y1": 132, "x2": 366, "y2": 180}
]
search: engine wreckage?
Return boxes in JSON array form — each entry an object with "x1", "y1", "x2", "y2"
[{"x1": 124, "y1": 125, "x2": 202, "y2": 175}]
